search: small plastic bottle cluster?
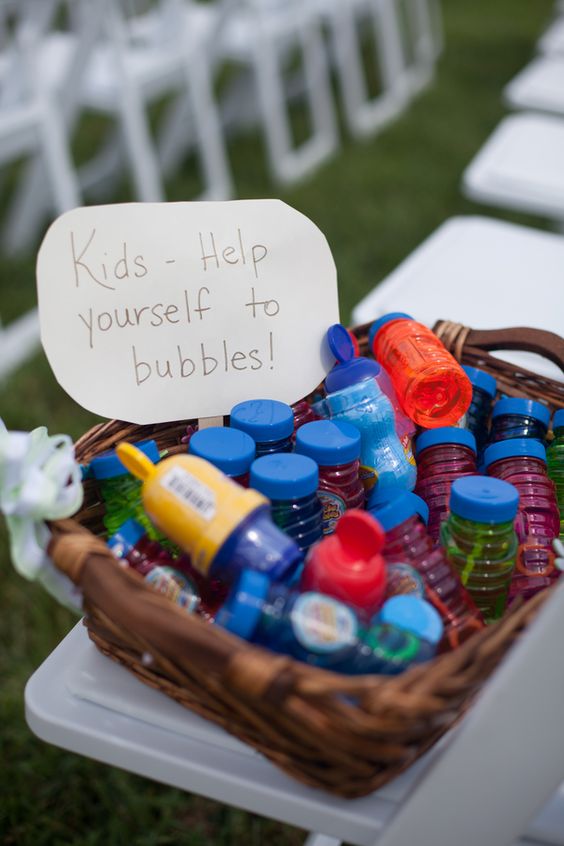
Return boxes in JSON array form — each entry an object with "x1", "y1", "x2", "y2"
[{"x1": 84, "y1": 313, "x2": 562, "y2": 674}]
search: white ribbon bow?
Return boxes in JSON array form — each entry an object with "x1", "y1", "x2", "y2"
[{"x1": 0, "y1": 420, "x2": 84, "y2": 611}]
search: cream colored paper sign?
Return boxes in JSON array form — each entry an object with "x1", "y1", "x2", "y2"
[{"x1": 37, "y1": 201, "x2": 339, "y2": 424}]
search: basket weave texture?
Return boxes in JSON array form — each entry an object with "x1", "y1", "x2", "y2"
[{"x1": 48, "y1": 321, "x2": 564, "y2": 798}]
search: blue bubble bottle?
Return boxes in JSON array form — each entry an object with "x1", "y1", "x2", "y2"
[
  {"x1": 250, "y1": 453, "x2": 323, "y2": 556},
  {"x1": 489, "y1": 398, "x2": 550, "y2": 445},
  {"x1": 462, "y1": 366, "x2": 497, "y2": 452},
  {"x1": 316, "y1": 325, "x2": 416, "y2": 503},
  {"x1": 216, "y1": 570, "x2": 435, "y2": 675},
  {"x1": 189, "y1": 426, "x2": 255, "y2": 486},
  {"x1": 230, "y1": 399, "x2": 294, "y2": 457}
]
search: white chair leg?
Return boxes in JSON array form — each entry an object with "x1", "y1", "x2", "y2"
[
  {"x1": 402, "y1": 0, "x2": 436, "y2": 95},
  {"x1": 181, "y1": 53, "x2": 233, "y2": 199},
  {"x1": 116, "y1": 79, "x2": 164, "y2": 202},
  {"x1": 252, "y1": 14, "x2": 337, "y2": 186}
]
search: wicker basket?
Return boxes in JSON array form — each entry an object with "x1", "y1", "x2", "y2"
[{"x1": 47, "y1": 321, "x2": 564, "y2": 799}]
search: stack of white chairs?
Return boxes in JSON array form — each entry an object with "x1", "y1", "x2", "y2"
[{"x1": 462, "y1": 5, "x2": 564, "y2": 229}]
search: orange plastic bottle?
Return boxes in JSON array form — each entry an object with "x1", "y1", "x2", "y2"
[{"x1": 369, "y1": 313, "x2": 472, "y2": 429}]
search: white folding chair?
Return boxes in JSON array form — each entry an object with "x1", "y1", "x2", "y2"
[
  {"x1": 313, "y1": 0, "x2": 411, "y2": 139},
  {"x1": 504, "y1": 54, "x2": 564, "y2": 117},
  {"x1": 538, "y1": 14, "x2": 564, "y2": 55},
  {"x1": 461, "y1": 112, "x2": 564, "y2": 229},
  {"x1": 394, "y1": 0, "x2": 443, "y2": 96}
]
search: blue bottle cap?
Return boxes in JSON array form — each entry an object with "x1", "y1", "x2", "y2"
[
  {"x1": 107, "y1": 518, "x2": 146, "y2": 557},
  {"x1": 215, "y1": 569, "x2": 271, "y2": 640},
  {"x1": 324, "y1": 323, "x2": 381, "y2": 393},
  {"x1": 91, "y1": 439, "x2": 160, "y2": 480},
  {"x1": 553, "y1": 409, "x2": 564, "y2": 430},
  {"x1": 378, "y1": 595, "x2": 444, "y2": 645},
  {"x1": 491, "y1": 397, "x2": 550, "y2": 428},
  {"x1": 189, "y1": 427, "x2": 255, "y2": 477},
  {"x1": 295, "y1": 419, "x2": 361, "y2": 466},
  {"x1": 415, "y1": 426, "x2": 477, "y2": 456},
  {"x1": 230, "y1": 399, "x2": 294, "y2": 444},
  {"x1": 462, "y1": 365, "x2": 497, "y2": 399},
  {"x1": 482, "y1": 438, "x2": 547, "y2": 470},
  {"x1": 250, "y1": 453, "x2": 319, "y2": 500},
  {"x1": 449, "y1": 476, "x2": 519, "y2": 524},
  {"x1": 368, "y1": 491, "x2": 429, "y2": 530},
  {"x1": 368, "y1": 312, "x2": 413, "y2": 348}
]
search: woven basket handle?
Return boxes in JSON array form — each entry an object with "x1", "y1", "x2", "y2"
[{"x1": 433, "y1": 321, "x2": 564, "y2": 373}]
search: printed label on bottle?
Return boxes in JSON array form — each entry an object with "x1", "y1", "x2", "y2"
[
  {"x1": 319, "y1": 490, "x2": 346, "y2": 535},
  {"x1": 145, "y1": 566, "x2": 199, "y2": 612},
  {"x1": 400, "y1": 434, "x2": 416, "y2": 467},
  {"x1": 359, "y1": 465, "x2": 378, "y2": 493},
  {"x1": 291, "y1": 593, "x2": 357, "y2": 653},
  {"x1": 160, "y1": 467, "x2": 216, "y2": 520}
]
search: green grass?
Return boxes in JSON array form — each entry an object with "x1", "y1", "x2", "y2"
[{"x1": 0, "y1": 0, "x2": 555, "y2": 842}]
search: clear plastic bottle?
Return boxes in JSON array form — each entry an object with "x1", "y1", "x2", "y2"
[
  {"x1": 316, "y1": 325, "x2": 416, "y2": 503},
  {"x1": 216, "y1": 569, "x2": 436, "y2": 674},
  {"x1": 483, "y1": 438, "x2": 560, "y2": 601},
  {"x1": 116, "y1": 444, "x2": 303, "y2": 584},
  {"x1": 90, "y1": 439, "x2": 162, "y2": 539},
  {"x1": 300, "y1": 510, "x2": 386, "y2": 621},
  {"x1": 295, "y1": 419, "x2": 365, "y2": 534},
  {"x1": 250, "y1": 453, "x2": 323, "y2": 557},
  {"x1": 107, "y1": 519, "x2": 201, "y2": 615},
  {"x1": 369, "y1": 313, "x2": 472, "y2": 429},
  {"x1": 488, "y1": 397, "x2": 550, "y2": 444},
  {"x1": 189, "y1": 426, "x2": 255, "y2": 486},
  {"x1": 230, "y1": 399, "x2": 294, "y2": 457},
  {"x1": 440, "y1": 476, "x2": 519, "y2": 623},
  {"x1": 370, "y1": 493, "x2": 484, "y2": 649},
  {"x1": 462, "y1": 366, "x2": 497, "y2": 453},
  {"x1": 547, "y1": 409, "x2": 564, "y2": 540},
  {"x1": 414, "y1": 427, "x2": 478, "y2": 542}
]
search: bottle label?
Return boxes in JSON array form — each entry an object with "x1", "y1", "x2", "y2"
[
  {"x1": 400, "y1": 434, "x2": 416, "y2": 467},
  {"x1": 145, "y1": 566, "x2": 199, "y2": 613},
  {"x1": 291, "y1": 593, "x2": 357, "y2": 653},
  {"x1": 160, "y1": 467, "x2": 216, "y2": 520},
  {"x1": 385, "y1": 562, "x2": 425, "y2": 598},
  {"x1": 359, "y1": 465, "x2": 378, "y2": 493},
  {"x1": 318, "y1": 490, "x2": 346, "y2": 535}
]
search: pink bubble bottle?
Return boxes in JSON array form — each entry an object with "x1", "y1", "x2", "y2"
[
  {"x1": 370, "y1": 493, "x2": 484, "y2": 650},
  {"x1": 483, "y1": 438, "x2": 560, "y2": 601},
  {"x1": 415, "y1": 427, "x2": 478, "y2": 542}
]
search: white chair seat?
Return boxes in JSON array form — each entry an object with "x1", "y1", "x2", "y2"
[
  {"x1": 539, "y1": 15, "x2": 564, "y2": 55},
  {"x1": 351, "y1": 215, "x2": 564, "y2": 382},
  {"x1": 505, "y1": 54, "x2": 564, "y2": 116},
  {"x1": 462, "y1": 112, "x2": 564, "y2": 222}
]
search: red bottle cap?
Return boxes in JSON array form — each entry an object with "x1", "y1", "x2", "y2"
[{"x1": 301, "y1": 510, "x2": 386, "y2": 618}]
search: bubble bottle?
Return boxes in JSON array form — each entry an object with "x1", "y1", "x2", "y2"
[
  {"x1": 414, "y1": 427, "x2": 478, "y2": 542},
  {"x1": 295, "y1": 419, "x2": 365, "y2": 534},
  {"x1": 115, "y1": 444, "x2": 302, "y2": 584},
  {"x1": 189, "y1": 426, "x2": 255, "y2": 486},
  {"x1": 488, "y1": 397, "x2": 550, "y2": 444},
  {"x1": 547, "y1": 409, "x2": 564, "y2": 540},
  {"x1": 216, "y1": 569, "x2": 435, "y2": 675},
  {"x1": 90, "y1": 439, "x2": 162, "y2": 538},
  {"x1": 291, "y1": 399, "x2": 319, "y2": 432},
  {"x1": 108, "y1": 519, "x2": 201, "y2": 615},
  {"x1": 316, "y1": 324, "x2": 416, "y2": 502},
  {"x1": 369, "y1": 313, "x2": 472, "y2": 428},
  {"x1": 300, "y1": 510, "x2": 386, "y2": 621},
  {"x1": 370, "y1": 493, "x2": 484, "y2": 649},
  {"x1": 250, "y1": 453, "x2": 323, "y2": 557},
  {"x1": 230, "y1": 399, "x2": 294, "y2": 457},
  {"x1": 375, "y1": 594, "x2": 444, "y2": 651},
  {"x1": 440, "y1": 476, "x2": 519, "y2": 623},
  {"x1": 483, "y1": 439, "x2": 560, "y2": 601},
  {"x1": 462, "y1": 366, "x2": 497, "y2": 452}
]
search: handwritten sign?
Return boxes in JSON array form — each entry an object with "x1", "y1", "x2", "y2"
[{"x1": 37, "y1": 201, "x2": 339, "y2": 424}]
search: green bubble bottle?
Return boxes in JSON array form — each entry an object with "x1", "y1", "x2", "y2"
[
  {"x1": 440, "y1": 476, "x2": 519, "y2": 623},
  {"x1": 547, "y1": 409, "x2": 564, "y2": 541}
]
